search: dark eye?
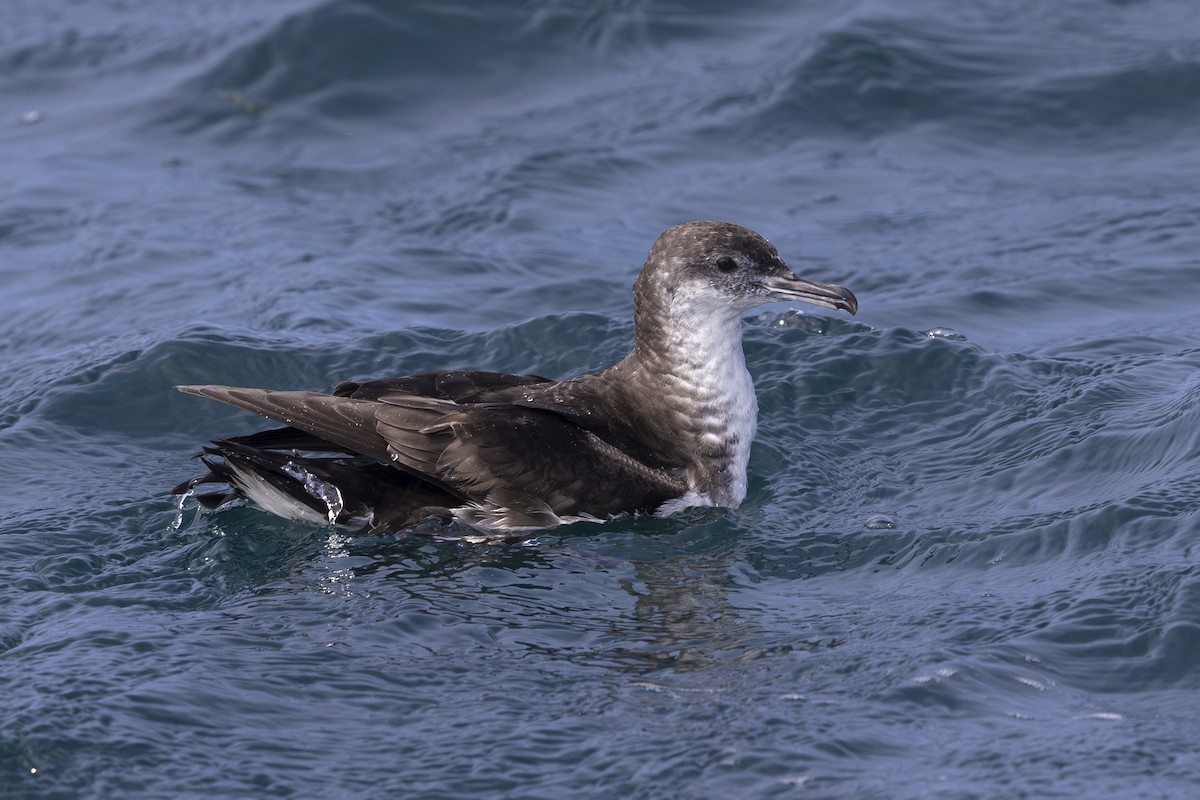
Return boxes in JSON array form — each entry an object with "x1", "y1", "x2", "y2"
[{"x1": 715, "y1": 256, "x2": 738, "y2": 272}]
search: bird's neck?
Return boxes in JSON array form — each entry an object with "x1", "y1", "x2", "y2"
[{"x1": 613, "y1": 298, "x2": 758, "y2": 506}]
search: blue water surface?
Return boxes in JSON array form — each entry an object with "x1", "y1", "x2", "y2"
[{"x1": 3, "y1": 1, "x2": 1200, "y2": 797}]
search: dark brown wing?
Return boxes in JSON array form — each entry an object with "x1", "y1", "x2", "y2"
[
  {"x1": 374, "y1": 394, "x2": 687, "y2": 527},
  {"x1": 177, "y1": 383, "x2": 687, "y2": 525},
  {"x1": 176, "y1": 385, "x2": 393, "y2": 463},
  {"x1": 487, "y1": 376, "x2": 683, "y2": 471},
  {"x1": 220, "y1": 425, "x2": 352, "y2": 453},
  {"x1": 197, "y1": 372, "x2": 557, "y2": 457},
  {"x1": 334, "y1": 371, "x2": 552, "y2": 402}
]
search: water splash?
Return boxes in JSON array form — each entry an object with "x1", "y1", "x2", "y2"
[
  {"x1": 171, "y1": 489, "x2": 194, "y2": 531},
  {"x1": 282, "y1": 462, "x2": 345, "y2": 524}
]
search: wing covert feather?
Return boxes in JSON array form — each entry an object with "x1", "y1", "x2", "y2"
[{"x1": 374, "y1": 397, "x2": 686, "y2": 520}]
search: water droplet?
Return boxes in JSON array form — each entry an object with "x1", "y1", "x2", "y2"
[
  {"x1": 762, "y1": 310, "x2": 829, "y2": 333},
  {"x1": 922, "y1": 327, "x2": 965, "y2": 341},
  {"x1": 864, "y1": 514, "x2": 897, "y2": 530}
]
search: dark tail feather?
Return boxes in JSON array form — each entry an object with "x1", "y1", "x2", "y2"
[
  {"x1": 225, "y1": 425, "x2": 356, "y2": 454},
  {"x1": 173, "y1": 439, "x2": 458, "y2": 533},
  {"x1": 171, "y1": 469, "x2": 239, "y2": 509},
  {"x1": 171, "y1": 458, "x2": 236, "y2": 502}
]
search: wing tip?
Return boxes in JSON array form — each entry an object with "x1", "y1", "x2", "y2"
[{"x1": 176, "y1": 384, "x2": 233, "y2": 398}]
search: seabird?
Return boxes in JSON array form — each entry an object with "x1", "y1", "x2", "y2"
[{"x1": 173, "y1": 221, "x2": 858, "y2": 532}]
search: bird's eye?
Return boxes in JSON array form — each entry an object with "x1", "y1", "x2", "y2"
[{"x1": 715, "y1": 256, "x2": 738, "y2": 272}]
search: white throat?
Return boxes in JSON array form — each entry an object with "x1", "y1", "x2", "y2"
[{"x1": 657, "y1": 303, "x2": 758, "y2": 507}]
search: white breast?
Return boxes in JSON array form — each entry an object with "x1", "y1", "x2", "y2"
[{"x1": 662, "y1": 304, "x2": 759, "y2": 507}]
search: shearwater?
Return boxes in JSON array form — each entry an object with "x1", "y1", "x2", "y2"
[{"x1": 174, "y1": 221, "x2": 858, "y2": 532}]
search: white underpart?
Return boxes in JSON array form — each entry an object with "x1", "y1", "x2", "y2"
[
  {"x1": 655, "y1": 491, "x2": 716, "y2": 516},
  {"x1": 220, "y1": 459, "x2": 331, "y2": 525},
  {"x1": 659, "y1": 288, "x2": 760, "y2": 508},
  {"x1": 220, "y1": 458, "x2": 350, "y2": 526}
]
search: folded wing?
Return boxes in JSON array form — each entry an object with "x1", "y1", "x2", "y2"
[{"x1": 177, "y1": 380, "x2": 686, "y2": 529}]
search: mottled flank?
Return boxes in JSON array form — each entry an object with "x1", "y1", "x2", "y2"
[{"x1": 175, "y1": 222, "x2": 856, "y2": 532}]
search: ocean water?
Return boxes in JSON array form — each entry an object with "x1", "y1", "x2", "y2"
[{"x1": 4, "y1": 0, "x2": 1200, "y2": 797}]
